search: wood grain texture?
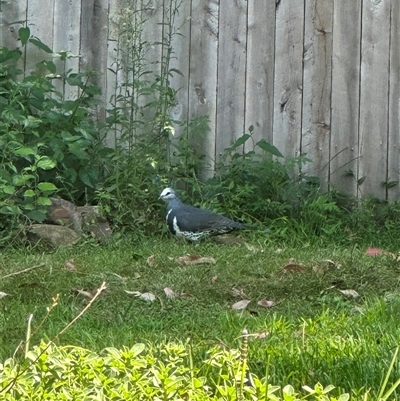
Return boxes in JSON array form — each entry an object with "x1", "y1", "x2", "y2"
[
  {"x1": 301, "y1": 0, "x2": 333, "y2": 190},
  {"x1": 244, "y1": 0, "x2": 275, "y2": 153},
  {"x1": 188, "y1": 0, "x2": 219, "y2": 179},
  {"x1": 358, "y1": 0, "x2": 390, "y2": 199},
  {"x1": 168, "y1": 0, "x2": 191, "y2": 154},
  {"x1": 105, "y1": 0, "x2": 120, "y2": 148},
  {"x1": 273, "y1": 0, "x2": 304, "y2": 159},
  {"x1": 387, "y1": 0, "x2": 400, "y2": 200},
  {"x1": 215, "y1": 0, "x2": 247, "y2": 159},
  {"x1": 330, "y1": 0, "x2": 362, "y2": 197},
  {"x1": 25, "y1": 0, "x2": 54, "y2": 73},
  {"x1": 53, "y1": 0, "x2": 82, "y2": 99},
  {"x1": 0, "y1": 0, "x2": 27, "y2": 49},
  {"x1": 80, "y1": 0, "x2": 109, "y2": 123}
]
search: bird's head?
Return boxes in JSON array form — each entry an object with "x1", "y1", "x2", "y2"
[{"x1": 159, "y1": 187, "x2": 177, "y2": 202}]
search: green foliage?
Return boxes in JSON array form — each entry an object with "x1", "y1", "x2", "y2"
[
  {"x1": 0, "y1": 341, "x2": 354, "y2": 400},
  {"x1": 0, "y1": 27, "x2": 111, "y2": 240}
]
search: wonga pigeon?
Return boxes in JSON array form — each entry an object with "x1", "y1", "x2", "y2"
[{"x1": 159, "y1": 187, "x2": 252, "y2": 241}]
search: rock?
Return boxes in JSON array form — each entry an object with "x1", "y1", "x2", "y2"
[
  {"x1": 46, "y1": 197, "x2": 112, "y2": 242},
  {"x1": 47, "y1": 197, "x2": 82, "y2": 232},
  {"x1": 28, "y1": 224, "x2": 80, "y2": 247}
]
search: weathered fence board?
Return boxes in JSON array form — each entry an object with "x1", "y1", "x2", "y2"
[
  {"x1": 188, "y1": 0, "x2": 219, "y2": 178},
  {"x1": 25, "y1": 0, "x2": 54, "y2": 74},
  {"x1": 244, "y1": 0, "x2": 275, "y2": 152},
  {"x1": 105, "y1": 0, "x2": 120, "y2": 148},
  {"x1": 215, "y1": 0, "x2": 247, "y2": 160},
  {"x1": 80, "y1": 0, "x2": 109, "y2": 124},
  {"x1": 301, "y1": 0, "x2": 333, "y2": 190},
  {"x1": 273, "y1": 0, "x2": 304, "y2": 159},
  {"x1": 1, "y1": 0, "x2": 26, "y2": 49},
  {"x1": 388, "y1": 0, "x2": 400, "y2": 200},
  {"x1": 330, "y1": 0, "x2": 362, "y2": 196},
  {"x1": 53, "y1": 0, "x2": 81, "y2": 99},
  {"x1": 168, "y1": 0, "x2": 191, "y2": 156},
  {"x1": 2, "y1": 0, "x2": 400, "y2": 200},
  {"x1": 358, "y1": 0, "x2": 390, "y2": 199}
]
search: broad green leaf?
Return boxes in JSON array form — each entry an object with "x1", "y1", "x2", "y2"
[
  {"x1": 13, "y1": 174, "x2": 35, "y2": 186},
  {"x1": 231, "y1": 134, "x2": 250, "y2": 149},
  {"x1": 24, "y1": 189, "x2": 36, "y2": 197},
  {"x1": 29, "y1": 37, "x2": 53, "y2": 53},
  {"x1": 37, "y1": 196, "x2": 52, "y2": 206},
  {"x1": 14, "y1": 147, "x2": 36, "y2": 156},
  {"x1": 79, "y1": 169, "x2": 94, "y2": 188},
  {"x1": 37, "y1": 182, "x2": 57, "y2": 192},
  {"x1": 26, "y1": 209, "x2": 46, "y2": 222},
  {"x1": 0, "y1": 205, "x2": 21, "y2": 215},
  {"x1": 18, "y1": 27, "x2": 30, "y2": 45},
  {"x1": 37, "y1": 158, "x2": 56, "y2": 170},
  {"x1": 2, "y1": 186, "x2": 15, "y2": 195},
  {"x1": 256, "y1": 139, "x2": 284, "y2": 157}
]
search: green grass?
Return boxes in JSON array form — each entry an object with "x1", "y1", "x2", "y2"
[{"x1": 1, "y1": 234, "x2": 400, "y2": 396}]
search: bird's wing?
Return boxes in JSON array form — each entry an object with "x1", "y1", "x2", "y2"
[{"x1": 173, "y1": 205, "x2": 243, "y2": 232}]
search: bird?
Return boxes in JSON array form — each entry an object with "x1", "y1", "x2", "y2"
[{"x1": 159, "y1": 187, "x2": 253, "y2": 241}]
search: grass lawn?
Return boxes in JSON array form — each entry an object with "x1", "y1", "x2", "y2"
[{"x1": 1, "y1": 233, "x2": 400, "y2": 396}]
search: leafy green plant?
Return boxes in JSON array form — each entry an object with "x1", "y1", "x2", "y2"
[
  {"x1": 0, "y1": 27, "x2": 111, "y2": 240},
  {"x1": 96, "y1": 0, "x2": 209, "y2": 235}
]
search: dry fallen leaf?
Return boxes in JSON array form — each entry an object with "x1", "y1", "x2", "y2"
[
  {"x1": 339, "y1": 289, "x2": 359, "y2": 298},
  {"x1": 281, "y1": 264, "x2": 306, "y2": 273},
  {"x1": 322, "y1": 259, "x2": 341, "y2": 269},
  {"x1": 365, "y1": 247, "x2": 383, "y2": 256},
  {"x1": 147, "y1": 255, "x2": 156, "y2": 267},
  {"x1": 75, "y1": 289, "x2": 94, "y2": 299},
  {"x1": 230, "y1": 287, "x2": 247, "y2": 298},
  {"x1": 65, "y1": 260, "x2": 77, "y2": 271},
  {"x1": 211, "y1": 275, "x2": 218, "y2": 283},
  {"x1": 232, "y1": 299, "x2": 251, "y2": 310},
  {"x1": 253, "y1": 331, "x2": 269, "y2": 339},
  {"x1": 175, "y1": 254, "x2": 216, "y2": 266},
  {"x1": 257, "y1": 299, "x2": 276, "y2": 308},
  {"x1": 312, "y1": 265, "x2": 324, "y2": 276},
  {"x1": 125, "y1": 291, "x2": 156, "y2": 302},
  {"x1": 164, "y1": 287, "x2": 176, "y2": 299},
  {"x1": 0, "y1": 292, "x2": 8, "y2": 299},
  {"x1": 179, "y1": 292, "x2": 195, "y2": 300}
]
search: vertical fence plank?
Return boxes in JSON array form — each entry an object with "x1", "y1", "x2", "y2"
[
  {"x1": 1, "y1": 0, "x2": 27, "y2": 51},
  {"x1": 105, "y1": 0, "x2": 121, "y2": 148},
  {"x1": 167, "y1": 0, "x2": 191, "y2": 153},
  {"x1": 53, "y1": 0, "x2": 82, "y2": 99},
  {"x1": 25, "y1": 0, "x2": 54, "y2": 73},
  {"x1": 215, "y1": 0, "x2": 247, "y2": 159},
  {"x1": 330, "y1": 0, "x2": 362, "y2": 197},
  {"x1": 358, "y1": 0, "x2": 390, "y2": 199},
  {"x1": 273, "y1": 0, "x2": 304, "y2": 159},
  {"x1": 301, "y1": 0, "x2": 333, "y2": 190},
  {"x1": 142, "y1": 0, "x2": 163, "y2": 75},
  {"x1": 387, "y1": 0, "x2": 400, "y2": 200},
  {"x1": 80, "y1": 0, "x2": 109, "y2": 124},
  {"x1": 188, "y1": 0, "x2": 219, "y2": 179},
  {"x1": 1, "y1": 1, "x2": 27, "y2": 48},
  {"x1": 244, "y1": 0, "x2": 275, "y2": 153}
]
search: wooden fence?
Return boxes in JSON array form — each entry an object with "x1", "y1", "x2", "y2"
[{"x1": 1, "y1": 0, "x2": 399, "y2": 200}]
